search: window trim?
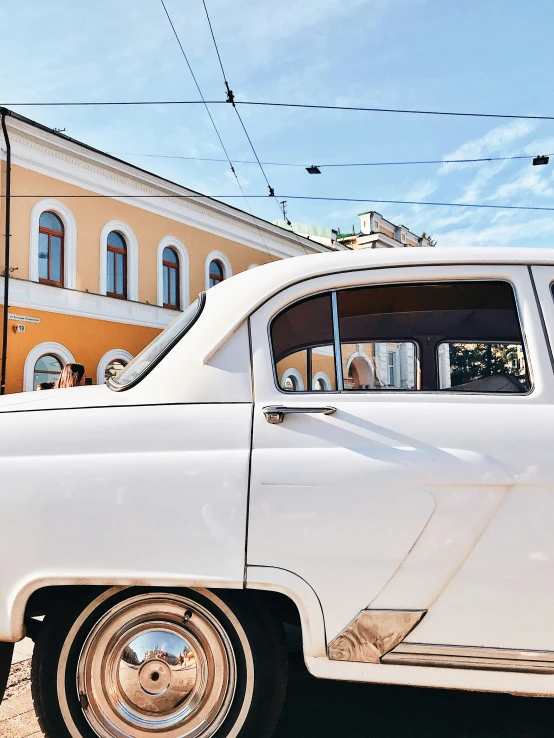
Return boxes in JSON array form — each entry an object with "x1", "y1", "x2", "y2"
[
  {"x1": 162, "y1": 247, "x2": 180, "y2": 309},
  {"x1": 106, "y1": 231, "x2": 128, "y2": 299},
  {"x1": 100, "y1": 220, "x2": 138, "y2": 301},
  {"x1": 97, "y1": 349, "x2": 134, "y2": 385},
  {"x1": 30, "y1": 199, "x2": 77, "y2": 289},
  {"x1": 24, "y1": 341, "x2": 75, "y2": 392},
  {"x1": 108, "y1": 291, "x2": 206, "y2": 391},
  {"x1": 204, "y1": 251, "x2": 232, "y2": 290},
  {"x1": 38, "y1": 213, "x2": 65, "y2": 288},
  {"x1": 268, "y1": 278, "x2": 533, "y2": 397},
  {"x1": 208, "y1": 260, "x2": 224, "y2": 287},
  {"x1": 312, "y1": 371, "x2": 332, "y2": 391},
  {"x1": 157, "y1": 237, "x2": 189, "y2": 310},
  {"x1": 33, "y1": 353, "x2": 63, "y2": 390},
  {"x1": 280, "y1": 367, "x2": 305, "y2": 391}
]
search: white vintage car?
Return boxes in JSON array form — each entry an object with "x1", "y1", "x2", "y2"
[{"x1": 2, "y1": 246, "x2": 554, "y2": 738}]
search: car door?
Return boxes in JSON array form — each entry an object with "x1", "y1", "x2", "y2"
[{"x1": 248, "y1": 263, "x2": 554, "y2": 662}]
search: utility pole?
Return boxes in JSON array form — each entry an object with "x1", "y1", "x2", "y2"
[
  {"x1": 279, "y1": 200, "x2": 291, "y2": 226},
  {"x1": 1, "y1": 109, "x2": 11, "y2": 395}
]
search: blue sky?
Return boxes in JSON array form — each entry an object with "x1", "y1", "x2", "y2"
[{"x1": 1, "y1": 0, "x2": 554, "y2": 247}]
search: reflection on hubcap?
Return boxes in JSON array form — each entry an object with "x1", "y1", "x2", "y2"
[
  {"x1": 120, "y1": 629, "x2": 197, "y2": 710},
  {"x1": 76, "y1": 594, "x2": 236, "y2": 738}
]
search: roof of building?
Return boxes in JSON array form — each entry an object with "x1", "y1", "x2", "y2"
[
  {"x1": 273, "y1": 220, "x2": 337, "y2": 239},
  {"x1": 0, "y1": 107, "x2": 333, "y2": 254}
]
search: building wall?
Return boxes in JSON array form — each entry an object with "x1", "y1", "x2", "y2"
[
  {"x1": 9, "y1": 164, "x2": 274, "y2": 302},
  {"x1": 0, "y1": 304, "x2": 159, "y2": 394},
  {"x1": 0, "y1": 113, "x2": 329, "y2": 394}
]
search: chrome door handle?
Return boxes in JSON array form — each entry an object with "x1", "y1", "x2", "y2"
[{"x1": 262, "y1": 405, "x2": 336, "y2": 424}]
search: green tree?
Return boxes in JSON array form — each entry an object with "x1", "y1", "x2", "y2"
[{"x1": 421, "y1": 231, "x2": 438, "y2": 247}]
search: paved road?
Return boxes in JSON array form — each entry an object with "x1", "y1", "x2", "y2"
[{"x1": 3, "y1": 650, "x2": 554, "y2": 737}]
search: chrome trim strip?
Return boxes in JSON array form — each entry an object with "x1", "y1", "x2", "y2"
[
  {"x1": 263, "y1": 405, "x2": 336, "y2": 424},
  {"x1": 328, "y1": 609, "x2": 426, "y2": 664},
  {"x1": 382, "y1": 642, "x2": 554, "y2": 674},
  {"x1": 331, "y1": 291, "x2": 344, "y2": 391},
  {"x1": 528, "y1": 265, "x2": 554, "y2": 375}
]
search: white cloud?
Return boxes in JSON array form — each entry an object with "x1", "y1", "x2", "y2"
[
  {"x1": 406, "y1": 179, "x2": 437, "y2": 201},
  {"x1": 524, "y1": 138, "x2": 554, "y2": 156},
  {"x1": 216, "y1": 0, "x2": 390, "y2": 45},
  {"x1": 440, "y1": 120, "x2": 539, "y2": 174},
  {"x1": 435, "y1": 217, "x2": 554, "y2": 248},
  {"x1": 487, "y1": 169, "x2": 554, "y2": 201},
  {"x1": 455, "y1": 160, "x2": 509, "y2": 204},
  {"x1": 431, "y1": 211, "x2": 474, "y2": 228}
]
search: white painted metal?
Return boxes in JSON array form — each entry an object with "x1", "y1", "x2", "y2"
[
  {"x1": 305, "y1": 655, "x2": 554, "y2": 696},
  {"x1": 2, "y1": 248, "x2": 554, "y2": 699},
  {"x1": 248, "y1": 263, "x2": 554, "y2": 650},
  {"x1": 0, "y1": 403, "x2": 251, "y2": 641}
]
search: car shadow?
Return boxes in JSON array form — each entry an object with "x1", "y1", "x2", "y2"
[{"x1": 275, "y1": 660, "x2": 554, "y2": 738}]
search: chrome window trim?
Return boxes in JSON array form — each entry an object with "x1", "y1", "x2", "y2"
[
  {"x1": 331, "y1": 291, "x2": 344, "y2": 392},
  {"x1": 108, "y1": 291, "x2": 206, "y2": 392},
  {"x1": 268, "y1": 276, "x2": 535, "y2": 397}
]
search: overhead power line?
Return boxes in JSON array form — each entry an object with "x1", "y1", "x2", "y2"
[
  {"x1": 158, "y1": 0, "x2": 233, "y2": 173},
  {"x1": 158, "y1": 0, "x2": 275, "y2": 259},
  {"x1": 200, "y1": 0, "x2": 310, "y2": 254},
  {"x1": 4, "y1": 98, "x2": 554, "y2": 121},
  {"x1": 200, "y1": 0, "x2": 277, "y2": 199},
  {"x1": 109, "y1": 151, "x2": 554, "y2": 168},
  {"x1": 4, "y1": 192, "x2": 554, "y2": 212}
]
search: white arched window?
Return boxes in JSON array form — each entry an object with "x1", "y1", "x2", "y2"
[
  {"x1": 204, "y1": 251, "x2": 232, "y2": 290},
  {"x1": 97, "y1": 349, "x2": 134, "y2": 385},
  {"x1": 312, "y1": 371, "x2": 332, "y2": 391},
  {"x1": 100, "y1": 221, "x2": 139, "y2": 301},
  {"x1": 24, "y1": 341, "x2": 75, "y2": 392},
  {"x1": 156, "y1": 237, "x2": 189, "y2": 310},
  {"x1": 30, "y1": 199, "x2": 77, "y2": 289},
  {"x1": 280, "y1": 367, "x2": 304, "y2": 392},
  {"x1": 346, "y1": 351, "x2": 376, "y2": 390}
]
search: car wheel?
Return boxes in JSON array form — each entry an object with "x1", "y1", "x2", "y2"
[
  {"x1": 0, "y1": 641, "x2": 14, "y2": 704},
  {"x1": 32, "y1": 587, "x2": 287, "y2": 738}
]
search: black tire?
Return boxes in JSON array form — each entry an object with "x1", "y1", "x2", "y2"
[
  {"x1": 32, "y1": 587, "x2": 287, "y2": 738},
  {"x1": 0, "y1": 641, "x2": 14, "y2": 704}
]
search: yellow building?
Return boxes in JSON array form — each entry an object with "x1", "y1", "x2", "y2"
[{"x1": 0, "y1": 108, "x2": 331, "y2": 393}]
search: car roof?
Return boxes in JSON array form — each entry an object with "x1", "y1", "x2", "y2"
[{"x1": 202, "y1": 246, "x2": 554, "y2": 362}]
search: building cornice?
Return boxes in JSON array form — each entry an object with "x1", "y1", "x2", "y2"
[
  {"x1": 1, "y1": 114, "x2": 331, "y2": 260},
  {"x1": 8, "y1": 278, "x2": 177, "y2": 329}
]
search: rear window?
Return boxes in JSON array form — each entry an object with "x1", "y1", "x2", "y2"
[{"x1": 109, "y1": 294, "x2": 205, "y2": 390}]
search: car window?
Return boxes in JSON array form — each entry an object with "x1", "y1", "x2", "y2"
[
  {"x1": 109, "y1": 294, "x2": 205, "y2": 390},
  {"x1": 437, "y1": 342, "x2": 527, "y2": 392},
  {"x1": 337, "y1": 281, "x2": 529, "y2": 392},
  {"x1": 271, "y1": 293, "x2": 337, "y2": 392},
  {"x1": 270, "y1": 281, "x2": 530, "y2": 394},
  {"x1": 342, "y1": 340, "x2": 418, "y2": 390}
]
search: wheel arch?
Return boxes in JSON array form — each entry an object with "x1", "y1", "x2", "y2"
[{"x1": 7, "y1": 569, "x2": 326, "y2": 661}]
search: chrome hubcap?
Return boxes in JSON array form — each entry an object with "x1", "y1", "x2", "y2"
[{"x1": 76, "y1": 593, "x2": 236, "y2": 738}]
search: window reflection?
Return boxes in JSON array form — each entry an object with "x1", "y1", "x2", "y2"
[
  {"x1": 342, "y1": 342, "x2": 417, "y2": 390},
  {"x1": 104, "y1": 358, "x2": 129, "y2": 383},
  {"x1": 438, "y1": 342, "x2": 528, "y2": 392},
  {"x1": 33, "y1": 354, "x2": 62, "y2": 389}
]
